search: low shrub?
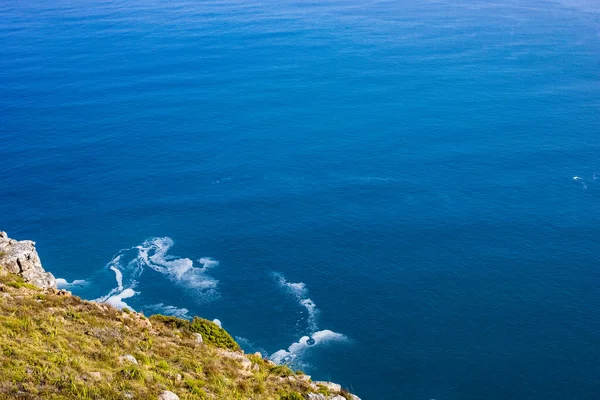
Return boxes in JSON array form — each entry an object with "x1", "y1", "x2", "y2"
[{"x1": 189, "y1": 317, "x2": 239, "y2": 350}]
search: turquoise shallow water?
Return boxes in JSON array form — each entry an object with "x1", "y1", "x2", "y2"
[{"x1": 2, "y1": 0, "x2": 600, "y2": 398}]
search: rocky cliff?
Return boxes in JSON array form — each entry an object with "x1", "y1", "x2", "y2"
[
  {"x1": 0, "y1": 232, "x2": 360, "y2": 400},
  {"x1": 0, "y1": 231, "x2": 56, "y2": 289}
]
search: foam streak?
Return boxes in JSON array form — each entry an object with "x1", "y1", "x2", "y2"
[{"x1": 96, "y1": 237, "x2": 219, "y2": 309}]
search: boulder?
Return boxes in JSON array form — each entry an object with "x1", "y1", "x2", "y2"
[
  {"x1": 193, "y1": 333, "x2": 203, "y2": 344},
  {"x1": 0, "y1": 232, "x2": 56, "y2": 289},
  {"x1": 307, "y1": 394, "x2": 327, "y2": 400},
  {"x1": 315, "y1": 381, "x2": 341, "y2": 394},
  {"x1": 330, "y1": 396, "x2": 346, "y2": 400},
  {"x1": 119, "y1": 354, "x2": 138, "y2": 365},
  {"x1": 158, "y1": 390, "x2": 179, "y2": 400}
]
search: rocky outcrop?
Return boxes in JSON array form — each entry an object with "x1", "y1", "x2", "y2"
[
  {"x1": 0, "y1": 231, "x2": 56, "y2": 289},
  {"x1": 315, "y1": 381, "x2": 342, "y2": 393}
]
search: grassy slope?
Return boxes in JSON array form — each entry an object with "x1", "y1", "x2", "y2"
[{"x1": 0, "y1": 270, "x2": 352, "y2": 400}]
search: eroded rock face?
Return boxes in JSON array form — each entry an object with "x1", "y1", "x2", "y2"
[{"x1": 0, "y1": 232, "x2": 56, "y2": 289}]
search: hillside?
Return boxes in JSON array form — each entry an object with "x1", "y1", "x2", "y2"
[{"x1": 0, "y1": 232, "x2": 360, "y2": 400}]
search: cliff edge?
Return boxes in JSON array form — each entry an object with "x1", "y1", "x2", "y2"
[
  {"x1": 0, "y1": 232, "x2": 360, "y2": 400},
  {"x1": 0, "y1": 232, "x2": 56, "y2": 289}
]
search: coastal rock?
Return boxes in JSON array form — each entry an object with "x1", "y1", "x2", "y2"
[
  {"x1": 347, "y1": 394, "x2": 361, "y2": 400},
  {"x1": 315, "y1": 381, "x2": 341, "y2": 394},
  {"x1": 0, "y1": 231, "x2": 56, "y2": 289},
  {"x1": 330, "y1": 396, "x2": 346, "y2": 400},
  {"x1": 193, "y1": 332, "x2": 203, "y2": 344},
  {"x1": 158, "y1": 390, "x2": 179, "y2": 400},
  {"x1": 307, "y1": 394, "x2": 327, "y2": 400}
]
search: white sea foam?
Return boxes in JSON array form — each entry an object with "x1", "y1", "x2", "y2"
[
  {"x1": 104, "y1": 288, "x2": 136, "y2": 310},
  {"x1": 274, "y1": 273, "x2": 319, "y2": 332},
  {"x1": 235, "y1": 336, "x2": 268, "y2": 355},
  {"x1": 270, "y1": 330, "x2": 348, "y2": 365},
  {"x1": 110, "y1": 266, "x2": 124, "y2": 291},
  {"x1": 97, "y1": 237, "x2": 219, "y2": 309},
  {"x1": 56, "y1": 278, "x2": 88, "y2": 289},
  {"x1": 573, "y1": 176, "x2": 588, "y2": 189},
  {"x1": 144, "y1": 303, "x2": 191, "y2": 319},
  {"x1": 270, "y1": 273, "x2": 349, "y2": 366}
]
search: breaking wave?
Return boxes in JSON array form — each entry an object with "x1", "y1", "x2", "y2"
[{"x1": 270, "y1": 330, "x2": 349, "y2": 365}]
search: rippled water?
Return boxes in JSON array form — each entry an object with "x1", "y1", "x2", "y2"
[{"x1": 2, "y1": 0, "x2": 600, "y2": 398}]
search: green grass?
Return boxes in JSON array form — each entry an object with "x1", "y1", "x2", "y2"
[
  {"x1": 0, "y1": 270, "x2": 334, "y2": 400},
  {"x1": 279, "y1": 392, "x2": 303, "y2": 400},
  {"x1": 3, "y1": 274, "x2": 39, "y2": 291}
]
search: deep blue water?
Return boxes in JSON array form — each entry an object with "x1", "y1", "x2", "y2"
[{"x1": 2, "y1": 0, "x2": 600, "y2": 398}]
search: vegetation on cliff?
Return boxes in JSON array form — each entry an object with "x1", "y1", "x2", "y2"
[{"x1": 0, "y1": 269, "x2": 357, "y2": 400}]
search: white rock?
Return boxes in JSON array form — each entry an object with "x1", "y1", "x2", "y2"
[
  {"x1": 158, "y1": 390, "x2": 179, "y2": 400},
  {"x1": 119, "y1": 354, "x2": 138, "y2": 365},
  {"x1": 193, "y1": 333, "x2": 203, "y2": 344},
  {"x1": 331, "y1": 396, "x2": 346, "y2": 400},
  {"x1": 307, "y1": 394, "x2": 327, "y2": 400},
  {"x1": 315, "y1": 381, "x2": 342, "y2": 393}
]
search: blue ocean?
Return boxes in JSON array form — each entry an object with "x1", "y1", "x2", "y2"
[{"x1": 2, "y1": 0, "x2": 600, "y2": 398}]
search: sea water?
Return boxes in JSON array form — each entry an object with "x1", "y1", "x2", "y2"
[{"x1": 1, "y1": 0, "x2": 600, "y2": 398}]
